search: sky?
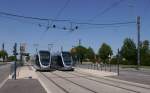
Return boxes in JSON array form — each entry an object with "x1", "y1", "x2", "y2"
[{"x1": 0, "y1": 0, "x2": 150, "y2": 55}]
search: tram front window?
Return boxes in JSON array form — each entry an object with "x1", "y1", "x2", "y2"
[
  {"x1": 40, "y1": 51, "x2": 50, "y2": 66},
  {"x1": 62, "y1": 52, "x2": 72, "y2": 66}
]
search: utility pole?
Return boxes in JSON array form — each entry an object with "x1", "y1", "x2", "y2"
[
  {"x1": 79, "y1": 39, "x2": 81, "y2": 46},
  {"x1": 117, "y1": 48, "x2": 120, "y2": 76},
  {"x1": 2, "y1": 43, "x2": 5, "y2": 62},
  {"x1": 137, "y1": 16, "x2": 140, "y2": 70},
  {"x1": 2, "y1": 43, "x2": 4, "y2": 51},
  {"x1": 78, "y1": 39, "x2": 82, "y2": 64}
]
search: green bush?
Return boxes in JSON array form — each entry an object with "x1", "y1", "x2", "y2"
[{"x1": 8, "y1": 56, "x2": 16, "y2": 61}]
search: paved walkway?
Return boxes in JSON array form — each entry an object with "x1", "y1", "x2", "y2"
[
  {"x1": 0, "y1": 65, "x2": 47, "y2": 93},
  {"x1": 15, "y1": 65, "x2": 37, "y2": 79}
]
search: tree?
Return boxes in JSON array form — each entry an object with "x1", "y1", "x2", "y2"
[
  {"x1": 141, "y1": 40, "x2": 149, "y2": 51},
  {"x1": 8, "y1": 56, "x2": 16, "y2": 61},
  {"x1": 86, "y1": 47, "x2": 95, "y2": 63},
  {"x1": 98, "y1": 43, "x2": 112, "y2": 63},
  {"x1": 120, "y1": 38, "x2": 137, "y2": 65},
  {"x1": 0, "y1": 50, "x2": 8, "y2": 62},
  {"x1": 0, "y1": 51, "x2": 2, "y2": 58},
  {"x1": 70, "y1": 45, "x2": 87, "y2": 64},
  {"x1": 140, "y1": 40, "x2": 150, "y2": 66}
]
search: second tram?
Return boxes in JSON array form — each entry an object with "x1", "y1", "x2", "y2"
[{"x1": 51, "y1": 51, "x2": 74, "y2": 71}]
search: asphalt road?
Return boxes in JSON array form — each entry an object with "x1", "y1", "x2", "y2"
[
  {"x1": 77, "y1": 64, "x2": 150, "y2": 85},
  {"x1": 37, "y1": 70, "x2": 150, "y2": 93},
  {"x1": 0, "y1": 64, "x2": 11, "y2": 84}
]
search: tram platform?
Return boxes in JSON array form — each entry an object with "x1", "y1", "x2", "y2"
[{"x1": 0, "y1": 65, "x2": 46, "y2": 93}]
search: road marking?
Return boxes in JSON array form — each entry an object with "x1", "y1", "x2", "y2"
[{"x1": 0, "y1": 77, "x2": 8, "y2": 89}]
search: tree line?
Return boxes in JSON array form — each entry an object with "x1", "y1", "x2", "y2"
[
  {"x1": 70, "y1": 38, "x2": 150, "y2": 66},
  {"x1": 0, "y1": 50, "x2": 16, "y2": 62}
]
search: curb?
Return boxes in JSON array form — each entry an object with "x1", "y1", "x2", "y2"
[{"x1": 30, "y1": 66, "x2": 52, "y2": 93}]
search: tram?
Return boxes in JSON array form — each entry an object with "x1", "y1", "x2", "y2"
[
  {"x1": 34, "y1": 50, "x2": 51, "y2": 71},
  {"x1": 51, "y1": 51, "x2": 74, "y2": 71}
]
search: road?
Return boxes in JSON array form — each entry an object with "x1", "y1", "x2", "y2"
[
  {"x1": 0, "y1": 64, "x2": 11, "y2": 84},
  {"x1": 37, "y1": 70, "x2": 150, "y2": 93},
  {"x1": 77, "y1": 64, "x2": 150, "y2": 85}
]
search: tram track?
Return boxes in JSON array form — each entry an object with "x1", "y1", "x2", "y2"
[
  {"x1": 60, "y1": 71, "x2": 143, "y2": 93},
  {"x1": 39, "y1": 71, "x2": 98, "y2": 93},
  {"x1": 36, "y1": 67, "x2": 150, "y2": 93},
  {"x1": 39, "y1": 72, "x2": 70, "y2": 93},
  {"x1": 73, "y1": 71, "x2": 150, "y2": 90},
  {"x1": 51, "y1": 72, "x2": 98, "y2": 93}
]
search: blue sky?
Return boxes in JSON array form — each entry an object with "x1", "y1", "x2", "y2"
[{"x1": 0, "y1": 0, "x2": 150, "y2": 55}]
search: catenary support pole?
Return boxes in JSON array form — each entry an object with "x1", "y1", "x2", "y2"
[{"x1": 137, "y1": 16, "x2": 140, "y2": 70}]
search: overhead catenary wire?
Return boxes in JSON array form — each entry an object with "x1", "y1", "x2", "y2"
[
  {"x1": 55, "y1": 0, "x2": 71, "y2": 19},
  {"x1": 0, "y1": 11, "x2": 136, "y2": 28},
  {"x1": 73, "y1": 21, "x2": 136, "y2": 26},
  {"x1": 88, "y1": 0, "x2": 125, "y2": 21},
  {"x1": 38, "y1": 0, "x2": 71, "y2": 42},
  {"x1": 37, "y1": 0, "x2": 72, "y2": 42},
  {"x1": 46, "y1": 0, "x2": 71, "y2": 30},
  {"x1": 0, "y1": 14, "x2": 46, "y2": 27},
  {"x1": 0, "y1": 11, "x2": 70, "y2": 22}
]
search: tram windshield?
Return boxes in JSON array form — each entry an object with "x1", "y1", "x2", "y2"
[
  {"x1": 62, "y1": 52, "x2": 72, "y2": 66},
  {"x1": 39, "y1": 51, "x2": 50, "y2": 66}
]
